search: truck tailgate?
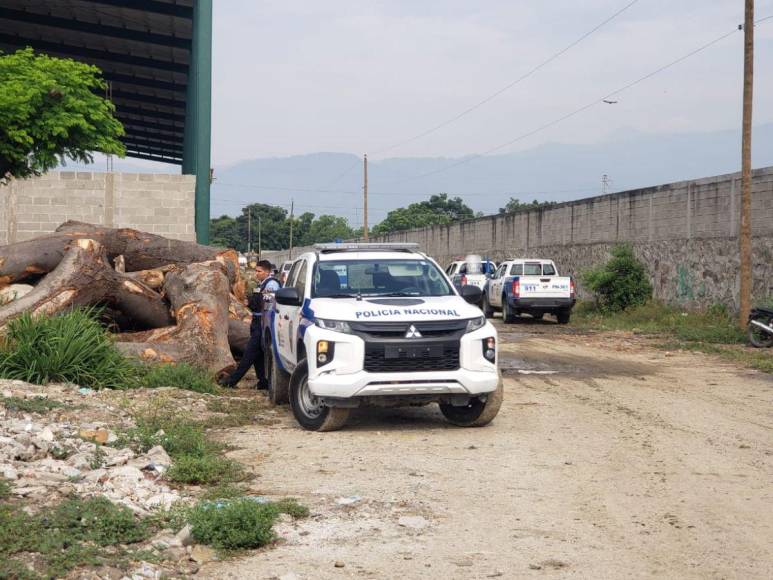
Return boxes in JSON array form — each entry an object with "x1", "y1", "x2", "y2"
[{"x1": 518, "y1": 276, "x2": 572, "y2": 298}]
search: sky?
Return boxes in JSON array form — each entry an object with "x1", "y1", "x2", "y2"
[
  {"x1": 210, "y1": 0, "x2": 773, "y2": 165},
  {"x1": 86, "y1": 0, "x2": 773, "y2": 224}
]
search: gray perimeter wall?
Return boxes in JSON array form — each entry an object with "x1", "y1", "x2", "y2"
[
  {"x1": 0, "y1": 171, "x2": 196, "y2": 243},
  {"x1": 272, "y1": 167, "x2": 773, "y2": 309}
]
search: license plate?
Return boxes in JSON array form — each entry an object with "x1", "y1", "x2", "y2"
[{"x1": 385, "y1": 344, "x2": 442, "y2": 359}]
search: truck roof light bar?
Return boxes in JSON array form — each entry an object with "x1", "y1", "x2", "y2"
[{"x1": 314, "y1": 242, "x2": 420, "y2": 253}]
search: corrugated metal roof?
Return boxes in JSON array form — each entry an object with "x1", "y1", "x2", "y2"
[{"x1": 0, "y1": 0, "x2": 195, "y2": 164}]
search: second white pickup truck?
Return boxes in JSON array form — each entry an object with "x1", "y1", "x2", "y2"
[{"x1": 482, "y1": 259, "x2": 575, "y2": 324}]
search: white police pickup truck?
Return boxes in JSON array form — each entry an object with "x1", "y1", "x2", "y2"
[
  {"x1": 263, "y1": 243, "x2": 502, "y2": 431},
  {"x1": 482, "y1": 259, "x2": 575, "y2": 324}
]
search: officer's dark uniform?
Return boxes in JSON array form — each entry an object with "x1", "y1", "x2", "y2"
[{"x1": 221, "y1": 275, "x2": 279, "y2": 389}]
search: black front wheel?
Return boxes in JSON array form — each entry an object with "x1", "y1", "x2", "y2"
[
  {"x1": 482, "y1": 294, "x2": 494, "y2": 318},
  {"x1": 440, "y1": 378, "x2": 503, "y2": 427},
  {"x1": 748, "y1": 318, "x2": 773, "y2": 348},
  {"x1": 289, "y1": 360, "x2": 350, "y2": 431},
  {"x1": 265, "y1": 337, "x2": 290, "y2": 405},
  {"x1": 502, "y1": 297, "x2": 517, "y2": 324}
]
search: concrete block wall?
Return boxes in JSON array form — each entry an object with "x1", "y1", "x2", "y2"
[
  {"x1": 272, "y1": 167, "x2": 773, "y2": 309},
  {"x1": 0, "y1": 171, "x2": 196, "y2": 243}
]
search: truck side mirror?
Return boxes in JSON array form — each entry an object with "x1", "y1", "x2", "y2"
[
  {"x1": 460, "y1": 285, "x2": 483, "y2": 304},
  {"x1": 275, "y1": 287, "x2": 302, "y2": 306}
]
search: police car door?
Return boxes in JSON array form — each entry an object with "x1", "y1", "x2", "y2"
[
  {"x1": 278, "y1": 258, "x2": 308, "y2": 370},
  {"x1": 490, "y1": 263, "x2": 507, "y2": 307}
]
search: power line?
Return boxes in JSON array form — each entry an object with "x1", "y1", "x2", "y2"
[
  {"x1": 214, "y1": 181, "x2": 597, "y2": 198},
  {"x1": 369, "y1": 0, "x2": 641, "y2": 157},
  {"x1": 384, "y1": 17, "x2": 773, "y2": 185}
]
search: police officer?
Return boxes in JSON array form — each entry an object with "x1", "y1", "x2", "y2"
[{"x1": 220, "y1": 260, "x2": 280, "y2": 389}]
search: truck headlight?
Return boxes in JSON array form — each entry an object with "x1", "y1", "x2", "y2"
[
  {"x1": 482, "y1": 337, "x2": 496, "y2": 361},
  {"x1": 465, "y1": 316, "x2": 486, "y2": 333},
  {"x1": 315, "y1": 318, "x2": 352, "y2": 334}
]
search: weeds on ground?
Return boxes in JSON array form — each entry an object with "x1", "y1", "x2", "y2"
[
  {"x1": 573, "y1": 301, "x2": 745, "y2": 343},
  {"x1": 0, "y1": 309, "x2": 221, "y2": 394},
  {"x1": 187, "y1": 497, "x2": 309, "y2": 551},
  {"x1": 573, "y1": 301, "x2": 770, "y2": 373},
  {"x1": 1, "y1": 396, "x2": 64, "y2": 414},
  {"x1": 0, "y1": 478, "x2": 11, "y2": 499},
  {"x1": 120, "y1": 405, "x2": 244, "y2": 486},
  {"x1": 204, "y1": 397, "x2": 272, "y2": 428},
  {"x1": 0, "y1": 496, "x2": 150, "y2": 578},
  {"x1": 138, "y1": 363, "x2": 218, "y2": 394},
  {"x1": 0, "y1": 309, "x2": 138, "y2": 389}
]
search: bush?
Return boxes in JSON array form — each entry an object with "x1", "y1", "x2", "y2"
[
  {"x1": 166, "y1": 454, "x2": 244, "y2": 486},
  {"x1": 0, "y1": 309, "x2": 137, "y2": 389},
  {"x1": 583, "y1": 244, "x2": 652, "y2": 312},
  {"x1": 0, "y1": 496, "x2": 149, "y2": 578},
  {"x1": 139, "y1": 363, "x2": 218, "y2": 394},
  {"x1": 187, "y1": 499, "x2": 278, "y2": 550}
]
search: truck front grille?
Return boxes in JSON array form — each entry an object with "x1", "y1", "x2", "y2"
[{"x1": 363, "y1": 341, "x2": 460, "y2": 373}]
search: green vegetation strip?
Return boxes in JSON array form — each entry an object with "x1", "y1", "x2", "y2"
[
  {"x1": 573, "y1": 301, "x2": 771, "y2": 373},
  {"x1": 0, "y1": 309, "x2": 219, "y2": 392}
]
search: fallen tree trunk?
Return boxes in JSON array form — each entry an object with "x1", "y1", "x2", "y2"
[
  {"x1": 0, "y1": 239, "x2": 173, "y2": 333},
  {"x1": 125, "y1": 265, "x2": 176, "y2": 289},
  {"x1": 115, "y1": 261, "x2": 236, "y2": 377},
  {"x1": 0, "y1": 222, "x2": 241, "y2": 289}
]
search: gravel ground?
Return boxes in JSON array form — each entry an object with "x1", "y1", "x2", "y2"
[{"x1": 203, "y1": 320, "x2": 773, "y2": 580}]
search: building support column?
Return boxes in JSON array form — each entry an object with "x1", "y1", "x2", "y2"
[{"x1": 183, "y1": 0, "x2": 212, "y2": 244}]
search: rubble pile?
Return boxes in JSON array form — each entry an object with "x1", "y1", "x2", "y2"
[{"x1": 1, "y1": 382, "x2": 182, "y2": 515}]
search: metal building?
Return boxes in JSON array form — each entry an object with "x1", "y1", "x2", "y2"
[{"x1": 0, "y1": 0, "x2": 213, "y2": 242}]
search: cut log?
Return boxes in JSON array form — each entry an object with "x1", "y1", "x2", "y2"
[
  {"x1": 115, "y1": 261, "x2": 236, "y2": 377},
  {"x1": 0, "y1": 239, "x2": 173, "y2": 333},
  {"x1": 0, "y1": 221, "x2": 241, "y2": 288},
  {"x1": 125, "y1": 265, "x2": 176, "y2": 289},
  {"x1": 228, "y1": 319, "x2": 250, "y2": 356}
]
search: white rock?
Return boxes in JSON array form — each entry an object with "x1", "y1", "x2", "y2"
[
  {"x1": 108, "y1": 465, "x2": 144, "y2": 481},
  {"x1": 145, "y1": 492, "x2": 180, "y2": 511},
  {"x1": 175, "y1": 524, "x2": 194, "y2": 547},
  {"x1": 398, "y1": 515, "x2": 429, "y2": 530},
  {"x1": 38, "y1": 427, "x2": 55, "y2": 442},
  {"x1": 145, "y1": 445, "x2": 171, "y2": 467},
  {"x1": 0, "y1": 464, "x2": 18, "y2": 480}
]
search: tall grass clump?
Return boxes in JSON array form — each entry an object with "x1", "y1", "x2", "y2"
[
  {"x1": 583, "y1": 243, "x2": 652, "y2": 312},
  {"x1": 138, "y1": 362, "x2": 218, "y2": 394},
  {"x1": 0, "y1": 309, "x2": 137, "y2": 389}
]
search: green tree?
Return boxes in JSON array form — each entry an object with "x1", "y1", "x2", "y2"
[
  {"x1": 0, "y1": 48, "x2": 125, "y2": 182},
  {"x1": 210, "y1": 215, "x2": 240, "y2": 250},
  {"x1": 304, "y1": 215, "x2": 354, "y2": 244},
  {"x1": 373, "y1": 193, "x2": 475, "y2": 235},
  {"x1": 583, "y1": 243, "x2": 653, "y2": 312},
  {"x1": 498, "y1": 197, "x2": 557, "y2": 214}
]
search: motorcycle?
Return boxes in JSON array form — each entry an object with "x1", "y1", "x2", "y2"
[{"x1": 748, "y1": 306, "x2": 773, "y2": 348}]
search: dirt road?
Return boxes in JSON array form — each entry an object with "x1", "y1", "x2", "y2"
[{"x1": 203, "y1": 322, "x2": 773, "y2": 579}]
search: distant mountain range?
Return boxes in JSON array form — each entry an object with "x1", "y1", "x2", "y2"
[
  {"x1": 70, "y1": 123, "x2": 773, "y2": 227},
  {"x1": 210, "y1": 123, "x2": 773, "y2": 224}
]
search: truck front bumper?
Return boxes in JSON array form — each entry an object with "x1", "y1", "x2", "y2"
[{"x1": 304, "y1": 324, "x2": 499, "y2": 400}]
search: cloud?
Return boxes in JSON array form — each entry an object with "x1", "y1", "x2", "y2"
[{"x1": 210, "y1": 0, "x2": 773, "y2": 165}]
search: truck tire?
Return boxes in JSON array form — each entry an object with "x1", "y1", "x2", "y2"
[
  {"x1": 556, "y1": 309, "x2": 571, "y2": 324},
  {"x1": 482, "y1": 294, "x2": 494, "y2": 318},
  {"x1": 502, "y1": 296, "x2": 517, "y2": 324},
  {"x1": 264, "y1": 339, "x2": 290, "y2": 405},
  {"x1": 440, "y1": 377, "x2": 503, "y2": 427},
  {"x1": 289, "y1": 360, "x2": 350, "y2": 431}
]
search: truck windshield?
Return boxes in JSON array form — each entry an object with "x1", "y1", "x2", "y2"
[{"x1": 313, "y1": 259, "x2": 454, "y2": 297}]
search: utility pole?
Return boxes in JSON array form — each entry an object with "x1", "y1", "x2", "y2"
[
  {"x1": 289, "y1": 199, "x2": 294, "y2": 260},
  {"x1": 602, "y1": 174, "x2": 610, "y2": 195},
  {"x1": 247, "y1": 209, "x2": 252, "y2": 254},
  {"x1": 739, "y1": 0, "x2": 754, "y2": 327},
  {"x1": 258, "y1": 214, "x2": 262, "y2": 261},
  {"x1": 363, "y1": 154, "x2": 369, "y2": 240}
]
